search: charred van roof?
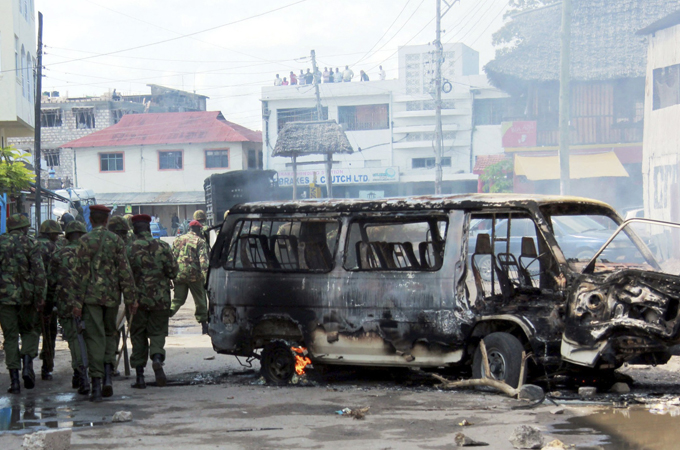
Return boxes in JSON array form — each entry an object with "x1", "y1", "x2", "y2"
[{"x1": 228, "y1": 193, "x2": 613, "y2": 215}]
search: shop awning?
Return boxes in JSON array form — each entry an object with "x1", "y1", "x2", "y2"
[
  {"x1": 95, "y1": 191, "x2": 205, "y2": 206},
  {"x1": 514, "y1": 152, "x2": 629, "y2": 181}
]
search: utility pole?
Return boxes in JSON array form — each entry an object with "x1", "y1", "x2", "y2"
[
  {"x1": 433, "y1": 0, "x2": 457, "y2": 195},
  {"x1": 558, "y1": 0, "x2": 572, "y2": 195},
  {"x1": 34, "y1": 12, "x2": 43, "y2": 227},
  {"x1": 311, "y1": 49, "x2": 333, "y2": 198}
]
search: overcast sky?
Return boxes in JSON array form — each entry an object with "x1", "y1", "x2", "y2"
[{"x1": 36, "y1": 0, "x2": 509, "y2": 131}]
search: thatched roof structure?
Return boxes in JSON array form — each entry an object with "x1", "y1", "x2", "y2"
[
  {"x1": 272, "y1": 120, "x2": 353, "y2": 158},
  {"x1": 484, "y1": 0, "x2": 679, "y2": 92}
]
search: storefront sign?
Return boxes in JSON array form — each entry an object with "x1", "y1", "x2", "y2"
[
  {"x1": 502, "y1": 121, "x2": 537, "y2": 148},
  {"x1": 278, "y1": 167, "x2": 399, "y2": 187}
]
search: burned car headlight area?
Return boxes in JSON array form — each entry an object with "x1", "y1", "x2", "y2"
[{"x1": 564, "y1": 271, "x2": 680, "y2": 367}]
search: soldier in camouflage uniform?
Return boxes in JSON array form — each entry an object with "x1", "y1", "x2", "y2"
[
  {"x1": 77, "y1": 205, "x2": 137, "y2": 402},
  {"x1": 124, "y1": 214, "x2": 135, "y2": 241},
  {"x1": 193, "y1": 210, "x2": 211, "y2": 250},
  {"x1": 108, "y1": 216, "x2": 132, "y2": 244},
  {"x1": 37, "y1": 219, "x2": 63, "y2": 381},
  {"x1": 48, "y1": 221, "x2": 90, "y2": 395},
  {"x1": 0, "y1": 214, "x2": 47, "y2": 393},
  {"x1": 127, "y1": 214, "x2": 178, "y2": 388},
  {"x1": 170, "y1": 220, "x2": 210, "y2": 334}
]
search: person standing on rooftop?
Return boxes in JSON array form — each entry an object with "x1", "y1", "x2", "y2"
[
  {"x1": 274, "y1": 74, "x2": 282, "y2": 86},
  {"x1": 379, "y1": 65, "x2": 386, "y2": 80},
  {"x1": 322, "y1": 67, "x2": 330, "y2": 83},
  {"x1": 343, "y1": 65, "x2": 354, "y2": 82},
  {"x1": 290, "y1": 71, "x2": 297, "y2": 85}
]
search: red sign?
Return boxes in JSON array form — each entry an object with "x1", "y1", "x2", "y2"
[{"x1": 502, "y1": 121, "x2": 537, "y2": 148}]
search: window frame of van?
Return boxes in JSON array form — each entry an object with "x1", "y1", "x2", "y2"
[
  {"x1": 342, "y1": 215, "x2": 449, "y2": 272},
  {"x1": 220, "y1": 217, "x2": 342, "y2": 274}
]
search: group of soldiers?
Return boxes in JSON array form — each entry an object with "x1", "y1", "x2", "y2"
[{"x1": 0, "y1": 208, "x2": 210, "y2": 402}]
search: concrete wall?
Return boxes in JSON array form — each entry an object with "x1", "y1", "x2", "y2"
[
  {"x1": 642, "y1": 24, "x2": 680, "y2": 221},
  {"x1": 73, "y1": 141, "x2": 248, "y2": 194},
  {"x1": 0, "y1": 0, "x2": 35, "y2": 142}
]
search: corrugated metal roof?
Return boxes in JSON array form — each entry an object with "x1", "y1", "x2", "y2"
[
  {"x1": 62, "y1": 111, "x2": 262, "y2": 149},
  {"x1": 473, "y1": 154, "x2": 510, "y2": 175},
  {"x1": 95, "y1": 191, "x2": 205, "y2": 206}
]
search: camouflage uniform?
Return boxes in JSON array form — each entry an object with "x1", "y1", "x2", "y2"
[
  {"x1": 37, "y1": 220, "x2": 63, "y2": 379},
  {"x1": 0, "y1": 214, "x2": 46, "y2": 392},
  {"x1": 127, "y1": 231, "x2": 178, "y2": 375},
  {"x1": 108, "y1": 216, "x2": 132, "y2": 244},
  {"x1": 48, "y1": 222, "x2": 88, "y2": 372},
  {"x1": 193, "y1": 210, "x2": 211, "y2": 249},
  {"x1": 77, "y1": 225, "x2": 137, "y2": 384},
  {"x1": 170, "y1": 229, "x2": 209, "y2": 324}
]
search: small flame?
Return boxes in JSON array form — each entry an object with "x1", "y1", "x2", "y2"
[{"x1": 291, "y1": 347, "x2": 312, "y2": 375}]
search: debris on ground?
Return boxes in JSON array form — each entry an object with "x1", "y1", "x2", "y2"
[
  {"x1": 336, "y1": 406, "x2": 370, "y2": 419},
  {"x1": 509, "y1": 425, "x2": 545, "y2": 449},
  {"x1": 22, "y1": 428, "x2": 72, "y2": 450},
  {"x1": 550, "y1": 407, "x2": 565, "y2": 415},
  {"x1": 541, "y1": 439, "x2": 568, "y2": 450},
  {"x1": 458, "y1": 419, "x2": 473, "y2": 426},
  {"x1": 203, "y1": 356, "x2": 215, "y2": 360},
  {"x1": 578, "y1": 387, "x2": 597, "y2": 398},
  {"x1": 112, "y1": 411, "x2": 133, "y2": 423},
  {"x1": 518, "y1": 385, "x2": 545, "y2": 402},
  {"x1": 610, "y1": 382, "x2": 631, "y2": 394},
  {"x1": 454, "y1": 432, "x2": 488, "y2": 447}
]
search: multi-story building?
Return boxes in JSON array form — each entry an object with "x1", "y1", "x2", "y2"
[
  {"x1": 60, "y1": 111, "x2": 262, "y2": 228},
  {"x1": 9, "y1": 85, "x2": 209, "y2": 188},
  {"x1": 0, "y1": 0, "x2": 36, "y2": 145},
  {"x1": 261, "y1": 44, "x2": 508, "y2": 199}
]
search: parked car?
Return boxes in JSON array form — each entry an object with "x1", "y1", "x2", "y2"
[
  {"x1": 150, "y1": 222, "x2": 168, "y2": 239},
  {"x1": 206, "y1": 194, "x2": 680, "y2": 387}
]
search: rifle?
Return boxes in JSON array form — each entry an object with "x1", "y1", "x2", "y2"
[{"x1": 74, "y1": 316, "x2": 89, "y2": 370}]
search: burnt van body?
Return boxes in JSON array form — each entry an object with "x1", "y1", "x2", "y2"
[{"x1": 206, "y1": 194, "x2": 680, "y2": 385}]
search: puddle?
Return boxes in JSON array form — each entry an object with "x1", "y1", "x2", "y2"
[
  {"x1": 552, "y1": 406, "x2": 680, "y2": 449},
  {"x1": 0, "y1": 404, "x2": 105, "y2": 432},
  {"x1": 169, "y1": 324, "x2": 200, "y2": 335}
]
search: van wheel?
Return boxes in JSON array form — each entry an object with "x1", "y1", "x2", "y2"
[
  {"x1": 260, "y1": 341, "x2": 296, "y2": 385},
  {"x1": 472, "y1": 332, "x2": 526, "y2": 389}
]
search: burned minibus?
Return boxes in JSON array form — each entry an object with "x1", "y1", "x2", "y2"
[{"x1": 206, "y1": 194, "x2": 680, "y2": 386}]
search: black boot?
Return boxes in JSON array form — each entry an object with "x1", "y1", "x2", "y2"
[
  {"x1": 72, "y1": 369, "x2": 80, "y2": 389},
  {"x1": 78, "y1": 366, "x2": 90, "y2": 395},
  {"x1": 152, "y1": 354, "x2": 167, "y2": 387},
  {"x1": 21, "y1": 355, "x2": 35, "y2": 389},
  {"x1": 7, "y1": 369, "x2": 20, "y2": 394},
  {"x1": 102, "y1": 363, "x2": 113, "y2": 398},
  {"x1": 41, "y1": 366, "x2": 53, "y2": 381},
  {"x1": 201, "y1": 321, "x2": 209, "y2": 335},
  {"x1": 90, "y1": 377, "x2": 102, "y2": 402},
  {"x1": 131, "y1": 367, "x2": 146, "y2": 389}
]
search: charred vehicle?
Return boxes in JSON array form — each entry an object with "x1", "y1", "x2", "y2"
[{"x1": 206, "y1": 194, "x2": 680, "y2": 386}]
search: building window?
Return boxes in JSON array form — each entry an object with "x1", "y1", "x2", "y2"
[
  {"x1": 14, "y1": 36, "x2": 19, "y2": 83},
  {"x1": 159, "y1": 151, "x2": 183, "y2": 170},
  {"x1": 41, "y1": 109, "x2": 62, "y2": 127},
  {"x1": 44, "y1": 150, "x2": 60, "y2": 167},
  {"x1": 338, "y1": 104, "x2": 389, "y2": 131},
  {"x1": 20, "y1": 45, "x2": 25, "y2": 96},
  {"x1": 247, "y1": 149, "x2": 257, "y2": 169},
  {"x1": 474, "y1": 98, "x2": 520, "y2": 126},
  {"x1": 653, "y1": 64, "x2": 680, "y2": 111},
  {"x1": 277, "y1": 107, "x2": 328, "y2": 132},
  {"x1": 205, "y1": 149, "x2": 229, "y2": 169},
  {"x1": 100, "y1": 153, "x2": 124, "y2": 172},
  {"x1": 74, "y1": 108, "x2": 95, "y2": 129},
  {"x1": 412, "y1": 157, "x2": 451, "y2": 169}
]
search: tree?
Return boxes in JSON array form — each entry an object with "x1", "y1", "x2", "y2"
[
  {"x1": 480, "y1": 159, "x2": 514, "y2": 193},
  {"x1": 0, "y1": 145, "x2": 36, "y2": 197},
  {"x1": 492, "y1": 0, "x2": 559, "y2": 56}
]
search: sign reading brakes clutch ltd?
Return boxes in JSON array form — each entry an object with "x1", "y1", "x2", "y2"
[{"x1": 278, "y1": 167, "x2": 399, "y2": 187}]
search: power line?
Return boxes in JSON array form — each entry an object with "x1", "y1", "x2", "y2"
[{"x1": 351, "y1": 0, "x2": 414, "y2": 67}]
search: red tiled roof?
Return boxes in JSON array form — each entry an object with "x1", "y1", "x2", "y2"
[
  {"x1": 62, "y1": 111, "x2": 262, "y2": 148},
  {"x1": 473, "y1": 154, "x2": 510, "y2": 175}
]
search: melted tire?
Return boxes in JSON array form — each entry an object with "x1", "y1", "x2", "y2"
[
  {"x1": 260, "y1": 341, "x2": 296, "y2": 386},
  {"x1": 472, "y1": 332, "x2": 526, "y2": 389}
]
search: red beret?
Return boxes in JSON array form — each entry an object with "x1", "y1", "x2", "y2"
[
  {"x1": 89, "y1": 204, "x2": 111, "y2": 214},
  {"x1": 189, "y1": 220, "x2": 201, "y2": 227},
  {"x1": 131, "y1": 214, "x2": 152, "y2": 224}
]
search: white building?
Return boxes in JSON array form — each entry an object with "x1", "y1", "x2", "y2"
[
  {"x1": 261, "y1": 44, "x2": 507, "y2": 198},
  {"x1": 61, "y1": 111, "x2": 262, "y2": 227},
  {"x1": 0, "y1": 0, "x2": 36, "y2": 145},
  {"x1": 639, "y1": 11, "x2": 680, "y2": 222}
]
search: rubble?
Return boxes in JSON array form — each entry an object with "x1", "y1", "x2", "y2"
[
  {"x1": 550, "y1": 407, "x2": 565, "y2": 415},
  {"x1": 112, "y1": 411, "x2": 133, "y2": 423},
  {"x1": 541, "y1": 440, "x2": 568, "y2": 450},
  {"x1": 509, "y1": 425, "x2": 545, "y2": 449},
  {"x1": 458, "y1": 419, "x2": 473, "y2": 426},
  {"x1": 22, "y1": 428, "x2": 72, "y2": 450},
  {"x1": 518, "y1": 385, "x2": 545, "y2": 402},
  {"x1": 335, "y1": 406, "x2": 370, "y2": 419},
  {"x1": 578, "y1": 387, "x2": 597, "y2": 398},
  {"x1": 454, "y1": 432, "x2": 488, "y2": 447},
  {"x1": 610, "y1": 382, "x2": 631, "y2": 394}
]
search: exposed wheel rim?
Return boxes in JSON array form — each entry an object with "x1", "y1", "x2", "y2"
[
  {"x1": 263, "y1": 347, "x2": 295, "y2": 383},
  {"x1": 480, "y1": 257, "x2": 493, "y2": 281},
  {"x1": 482, "y1": 349, "x2": 507, "y2": 381}
]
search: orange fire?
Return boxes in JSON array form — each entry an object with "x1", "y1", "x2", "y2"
[{"x1": 291, "y1": 347, "x2": 312, "y2": 375}]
